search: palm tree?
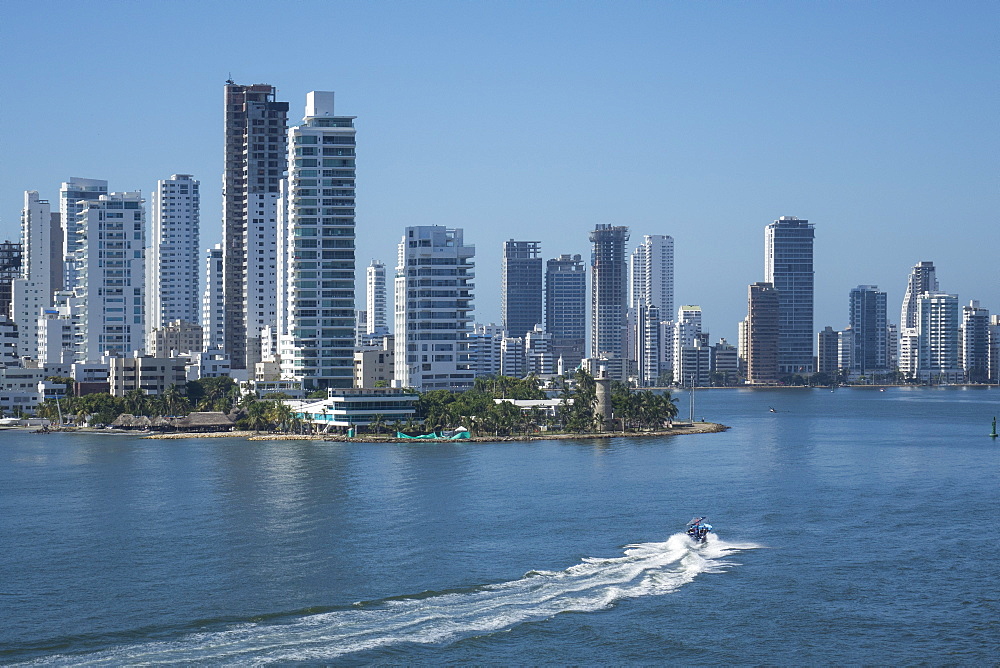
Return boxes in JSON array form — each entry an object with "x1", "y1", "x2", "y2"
[
  {"x1": 123, "y1": 388, "x2": 147, "y2": 416},
  {"x1": 267, "y1": 400, "x2": 295, "y2": 432},
  {"x1": 370, "y1": 413, "x2": 386, "y2": 435},
  {"x1": 160, "y1": 384, "x2": 188, "y2": 416},
  {"x1": 244, "y1": 400, "x2": 271, "y2": 432}
]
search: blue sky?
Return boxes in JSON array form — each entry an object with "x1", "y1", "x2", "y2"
[{"x1": 1, "y1": 0, "x2": 996, "y2": 342}]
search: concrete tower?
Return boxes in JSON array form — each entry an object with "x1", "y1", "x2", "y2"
[
  {"x1": 222, "y1": 82, "x2": 288, "y2": 370},
  {"x1": 589, "y1": 224, "x2": 629, "y2": 380}
]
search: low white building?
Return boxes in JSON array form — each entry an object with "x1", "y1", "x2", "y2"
[{"x1": 290, "y1": 388, "x2": 418, "y2": 429}]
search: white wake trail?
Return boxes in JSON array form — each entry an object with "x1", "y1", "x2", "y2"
[{"x1": 30, "y1": 533, "x2": 758, "y2": 666}]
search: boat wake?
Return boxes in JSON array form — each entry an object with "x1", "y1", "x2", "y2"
[{"x1": 30, "y1": 534, "x2": 759, "y2": 665}]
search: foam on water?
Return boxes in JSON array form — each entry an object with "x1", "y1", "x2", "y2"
[{"x1": 30, "y1": 534, "x2": 758, "y2": 665}]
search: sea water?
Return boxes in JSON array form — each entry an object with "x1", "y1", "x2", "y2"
[{"x1": 0, "y1": 387, "x2": 996, "y2": 664}]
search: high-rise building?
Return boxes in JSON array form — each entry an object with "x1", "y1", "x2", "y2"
[
  {"x1": 468, "y1": 323, "x2": 504, "y2": 378},
  {"x1": 915, "y1": 292, "x2": 961, "y2": 382},
  {"x1": 202, "y1": 244, "x2": 224, "y2": 351},
  {"x1": 634, "y1": 304, "x2": 662, "y2": 386},
  {"x1": 366, "y1": 260, "x2": 388, "y2": 336},
  {"x1": 590, "y1": 225, "x2": 629, "y2": 379},
  {"x1": 276, "y1": 91, "x2": 356, "y2": 389},
  {"x1": 673, "y1": 305, "x2": 703, "y2": 379},
  {"x1": 394, "y1": 226, "x2": 475, "y2": 390},
  {"x1": 148, "y1": 175, "x2": 201, "y2": 345},
  {"x1": 900, "y1": 261, "x2": 938, "y2": 331},
  {"x1": 222, "y1": 82, "x2": 288, "y2": 370},
  {"x1": 898, "y1": 261, "x2": 940, "y2": 377},
  {"x1": 629, "y1": 234, "x2": 674, "y2": 315},
  {"x1": 60, "y1": 177, "x2": 107, "y2": 292},
  {"x1": 849, "y1": 285, "x2": 888, "y2": 376},
  {"x1": 961, "y1": 300, "x2": 990, "y2": 383},
  {"x1": 501, "y1": 240, "x2": 542, "y2": 339},
  {"x1": 0, "y1": 241, "x2": 22, "y2": 322},
  {"x1": 545, "y1": 253, "x2": 586, "y2": 371},
  {"x1": 74, "y1": 192, "x2": 146, "y2": 361},
  {"x1": 12, "y1": 192, "x2": 58, "y2": 359},
  {"x1": 816, "y1": 326, "x2": 839, "y2": 374},
  {"x1": 745, "y1": 282, "x2": 779, "y2": 384},
  {"x1": 765, "y1": 216, "x2": 814, "y2": 375}
]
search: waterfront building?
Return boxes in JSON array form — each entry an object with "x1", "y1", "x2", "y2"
[
  {"x1": 838, "y1": 327, "x2": 854, "y2": 373},
  {"x1": 0, "y1": 319, "x2": 16, "y2": 366},
  {"x1": 746, "y1": 282, "x2": 779, "y2": 384},
  {"x1": 13, "y1": 193, "x2": 56, "y2": 360},
  {"x1": 393, "y1": 226, "x2": 475, "y2": 390},
  {"x1": 147, "y1": 175, "x2": 200, "y2": 347},
  {"x1": 765, "y1": 216, "x2": 814, "y2": 375},
  {"x1": 291, "y1": 387, "x2": 417, "y2": 429},
  {"x1": 502, "y1": 240, "x2": 542, "y2": 339},
  {"x1": 887, "y1": 323, "x2": 899, "y2": 372},
  {"x1": 590, "y1": 225, "x2": 629, "y2": 380},
  {"x1": 222, "y1": 82, "x2": 288, "y2": 370},
  {"x1": 60, "y1": 177, "x2": 107, "y2": 292},
  {"x1": 915, "y1": 292, "x2": 962, "y2": 383},
  {"x1": 816, "y1": 326, "x2": 839, "y2": 375},
  {"x1": 366, "y1": 261, "x2": 388, "y2": 336},
  {"x1": 961, "y1": 300, "x2": 990, "y2": 383},
  {"x1": 677, "y1": 338, "x2": 711, "y2": 387},
  {"x1": 73, "y1": 193, "x2": 146, "y2": 361},
  {"x1": 710, "y1": 338, "x2": 739, "y2": 384},
  {"x1": 201, "y1": 244, "x2": 224, "y2": 352},
  {"x1": 37, "y1": 292, "x2": 83, "y2": 364},
  {"x1": 276, "y1": 91, "x2": 356, "y2": 390},
  {"x1": 849, "y1": 285, "x2": 888, "y2": 377},
  {"x1": 544, "y1": 254, "x2": 586, "y2": 371}
]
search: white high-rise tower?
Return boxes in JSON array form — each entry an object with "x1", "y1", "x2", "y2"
[
  {"x1": 277, "y1": 91, "x2": 356, "y2": 389},
  {"x1": 74, "y1": 192, "x2": 146, "y2": 361},
  {"x1": 202, "y1": 244, "x2": 225, "y2": 351},
  {"x1": 147, "y1": 175, "x2": 201, "y2": 345},
  {"x1": 366, "y1": 260, "x2": 388, "y2": 336},
  {"x1": 60, "y1": 177, "x2": 107, "y2": 292},
  {"x1": 394, "y1": 226, "x2": 475, "y2": 390},
  {"x1": 12, "y1": 191, "x2": 61, "y2": 359}
]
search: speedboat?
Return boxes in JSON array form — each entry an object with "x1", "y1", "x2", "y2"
[{"x1": 686, "y1": 517, "x2": 713, "y2": 543}]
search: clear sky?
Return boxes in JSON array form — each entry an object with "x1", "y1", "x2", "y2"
[{"x1": 1, "y1": 0, "x2": 996, "y2": 343}]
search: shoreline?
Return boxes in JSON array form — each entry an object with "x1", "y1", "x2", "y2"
[{"x1": 133, "y1": 421, "x2": 729, "y2": 442}]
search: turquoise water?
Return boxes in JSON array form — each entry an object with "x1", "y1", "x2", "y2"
[{"x1": 0, "y1": 387, "x2": 997, "y2": 664}]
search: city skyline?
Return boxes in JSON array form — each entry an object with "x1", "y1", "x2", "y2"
[{"x1": 1, "y1": 2, "x2": 997, "y2": 341}]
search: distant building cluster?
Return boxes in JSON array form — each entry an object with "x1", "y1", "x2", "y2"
[{"x1": 0, "y1": 81, "x2": 996, "y2": 415}]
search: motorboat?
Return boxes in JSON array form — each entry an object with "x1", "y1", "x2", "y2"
[{"x1": 686, "y1": 517, "x2": 713, "y2": 543}]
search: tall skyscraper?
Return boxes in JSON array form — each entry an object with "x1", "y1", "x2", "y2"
[
  {"x1": 915, "y1": 292, "x2": 961, "y2": 382},
  {"x1": 366, "y1": 260, "x2": 388, "y2": 336},
  {"x1": 590, "y1": 224, "x2": 629, "y2": 379},
  {"x1": 816, "y1": 326, "x2": 839, "y2": 374},
  {"x1": 745, "y1": 281, "x2": 779, "y2": 384},
  {"x1": 848, "y1": 285, "x2": 888, "y2": 376},
  {"x1": 148, "y1": 175, "x2": 201, "y2": 342},
  {"x1": 12, "y1": 192, "x2": 58, "y2": 359},
  {"x1": 900, "y1": 261, "x2": 938, "y2": 331},
  {"x1": 501, "y1": 240, "x2": 542, "y2": 339},
  {"x1": 74, "y1": 192, "x2": 146, "y2": 361},
  {"x1": 961, "y1": 300, "x2": 990, "y2": 383},
  {"x1": 202, "y1": 244, "x2": 224, "y2": 351},
  {"x1": 222, "y1": 82, "x2": 288, "y2": 370},
  {"x1": 60, "y1": 177, "x2": 107, "y2": 292},
  {"x1": 765, "y1": 216, "x2": 814, "y2": 375},
  {"x1": 898, "y1": 261, "x2": 939, "y2": 377},
  {"x1": 276, "y1": 91, "x2": 356, "y2": 389},
  {"x1": 394, "y1": 226, "x2": 475, "y2": 390},
  {"x1": 545, "y1": 253, "x2": 586, "y2": 371},
  {"x1": 629, "y1": 234, "x2": 674, "y2": 315}
]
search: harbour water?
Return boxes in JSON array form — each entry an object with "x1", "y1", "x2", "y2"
[{"x1": 1, "y1": 387, "x2": 997, "y2": 664}]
